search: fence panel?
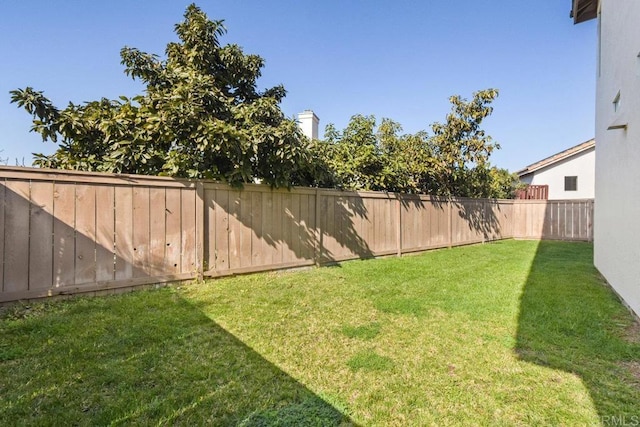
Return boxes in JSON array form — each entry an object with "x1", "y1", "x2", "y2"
[
  {"x1": 0, "y1": 166, "x2": 594, "y2": 303},
  {"x1": 512, "y1": 200, "x2": 593, "y2": 241}
]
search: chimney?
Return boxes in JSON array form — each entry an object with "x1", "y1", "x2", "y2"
[{"x1": 297, "y1": 110, "x2": 319, "y2": 140}]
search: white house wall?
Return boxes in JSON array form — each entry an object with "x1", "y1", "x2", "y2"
[
  {"x1": 594, "y1": 0, "x2": 640, "y2": 317},
  {"x1": 523, "y1": 148, "x2": 595, "y2": 200}
]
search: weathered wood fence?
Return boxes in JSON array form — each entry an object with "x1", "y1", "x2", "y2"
[{"x1": 0, "y1": 167, "x2": 593, "y2": 302}]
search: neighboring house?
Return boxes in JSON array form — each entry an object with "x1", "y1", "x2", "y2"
[
  {"x1": 574, "y1": 0, "x2": 640, "y2": 318},
  {"x1": 516, "y1": 139, "x2": 595, "y2": 200}
]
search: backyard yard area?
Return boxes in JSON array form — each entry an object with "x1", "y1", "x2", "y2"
[{"x1": 1, "y1": 240, "x2": 639, "y2": 425}]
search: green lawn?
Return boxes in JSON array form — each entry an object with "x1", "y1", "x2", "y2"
[{"x1": 1, "y1": 240, "x2": 639, "y2": 425}]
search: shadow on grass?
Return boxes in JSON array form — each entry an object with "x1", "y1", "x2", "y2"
[
  {"x1": 516, "y1": 241, "x2": 640, "y2": 419},
  {"x1": 0, "y1": 289, "x2": 354, "y2": 426}
]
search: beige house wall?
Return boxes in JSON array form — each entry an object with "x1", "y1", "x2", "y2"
[{"x1": 593, "y1": 0, "x2": 640, "y2": 317}]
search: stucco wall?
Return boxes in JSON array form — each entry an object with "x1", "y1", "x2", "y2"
[
  {"x1": 594, "y1": 0, "x2": 640, "y2": 318},
  {"x1": 521, "y1": 148, "x2": 595, "y2": 200}
]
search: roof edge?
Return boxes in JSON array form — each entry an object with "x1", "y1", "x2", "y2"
[
  {"x1": 517, "y1": 139, "x2": 595, "y2": 177},
  {"x1": 572, "y1": 0, "x2": 598, "y2": 24}
]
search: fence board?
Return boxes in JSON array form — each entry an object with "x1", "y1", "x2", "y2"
[
  {"x1": 331, "y1": 195, "x2": 343, "y2": 259},
  {"x1": 75, "y1": 185, "x2": 97, "y2": 285},
  {"x1": 53, "y1": 183, "x2": 76, "y2": 287},
  {"x1": 195, "y1": 182, "x2": 205, "y2": 279},
  {"x1": 29, "y1": 181, "x2": 54, "y2": 290},
  {"x1": 418, "y1": 199, "x2": 430, "y2": 248},
  {"x1": 360, "y1": 196, "x2": 374, "y2": 257},
  {"x1": 96, "y1": 186, "x2": 115, "y2": 282},
  {"x1": 165, "y1": 188, "x2": 182, "y2": 274},
  {"x1": 260, "y1": 191, "x2": 274, "y2": 267},
  {"x1": 227, "y1": 190, "x2": 241, "y2": 269},
  {"x1": 273, "y1": 192, "x2": 284, "y2": 264},
  {"x1": 559, "y1": 203, "x2": 568, "y2": 239},
  {"x1": 290, "y1": 193, "x2": 302, "y2": 261},
  {"x1": 115, "y1": 186, "x2": 134, "y2": 280},
  {"x1": 323, "y1": 194, "x2": 335, "y2": 261},
  {"x1": 280, "y1": 193, "x2": 291, "y2": 264},
  {"x1": 214, "y1": 189, "x2": 230, "y2": 271},
  {"x1": 132, "y1": 187, "x2": 150, "y2": 278},
  {"x1": 181, "y1": 188, "x2": 197, "y2": 275},
  {"x1": 338, "y1": 196, "x2": 348, "y2": 258},
  {"x1": 388, "y1": 198, "x2": 398, "y2": 252},
  {"x1": 251, "y1": 191, "x2": 263, "y2": 266},
  {"x1": 299, "y1": 194, "x2": 312, "y2": 260},
  {"x1": 429, "y1": 201, "x2": 446, "y2": 247},
  {"x1": 4, "y1": 180, "x2": 31, "y2": 292},
  {"x1": 372, "y1": 197, "x2": 384, "y2": 254},
  {"x1": 239, "y1": 190, "x2": 253, "y2": 268},
  {"x1": 378, "y1": 198, "x2": 387, "y2": 251},
  {"x1": 204, "y1": 188, "x2": 216, "y2": 271},
  {"x1": 149, "y1": 187, "x2": 166, "y2": 276},
  {"x1": 572, "y1": 202, "x2": 580, "y2": 239},
  {"x1": 401, "y1": 201, "x2": 415, "y2": 250},
  {"x1": 415, "y1": 201, "x2": 424, "y2": 248}
]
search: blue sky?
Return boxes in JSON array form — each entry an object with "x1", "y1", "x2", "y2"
[{"x1": 0, "y1": 1, "x2": 596, "y2": 172}]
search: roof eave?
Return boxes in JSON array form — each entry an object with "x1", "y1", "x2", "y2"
[
  {"x1": 517, "y1": 139, "x2": 595, "y2": 177},
  {"x1": 572, "y1": 0, "x2": 598, "y2": 24}
]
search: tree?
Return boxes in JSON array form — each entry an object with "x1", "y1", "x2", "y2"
[
  {"x1": 10, "y1": 4, "x2": 308, "y2": 187},
  {"x1": 309, "y1": 115, "x2": 432, "y2": 194},
  {"x1": 311, "y1": 89, "x2": 515, "y2": 198},
  {"x1": 426, "y1": 89, "x2": 500, "y2": 197},
  {"x1": 377, "y1": 119, "x2": 433, "y2": 194},
  {"x1": 453, "y1": 165, "x2": 521, "y2": 199},
  {"x1": 318, "y1": 115, "x2": 385, "y2": 191}
]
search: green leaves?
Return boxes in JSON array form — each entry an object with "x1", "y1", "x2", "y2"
[
  {"x1": 10, "y1": 5, "x2": 514, "y2": 197},
  {"x1": 11, "y1": 4, "x2": 306, "y2": 188},
  {"x1": 426, "y1": 88, "x2": 501, "y2": 197},
  {"x1": 303, "y1": 89, "x2": 516, "y2": 198}
]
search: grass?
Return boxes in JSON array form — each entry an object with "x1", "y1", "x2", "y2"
[{"x1": 1, "y1": 240, "x2": 639, "y2": 425}]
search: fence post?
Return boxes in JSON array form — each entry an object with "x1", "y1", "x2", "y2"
[
  {"x1": 587, "y1": 199, "x2": 595, "y2": 242},
  {"x1": 396, "y1": 193, "x2": 402, "y2": 257},
  {"x1": 448, "y1": 198, "x2": 453, "y2": 248}
]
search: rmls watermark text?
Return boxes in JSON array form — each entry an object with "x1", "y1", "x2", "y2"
[{"x1": 601, "y1": 415, "x2": 640, "y2": 426}]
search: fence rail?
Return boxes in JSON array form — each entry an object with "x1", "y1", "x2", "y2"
[{"x1": 0, "y1": 167, "x2": 593, "y2": 303}]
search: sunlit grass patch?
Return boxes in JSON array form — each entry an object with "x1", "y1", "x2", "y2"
[
  {"x1": 347, "y1": 350, "x2": 394, "y2": 372},
  {"x1": 2, "y1": 240, "x2": 639, "y2": 425},
  {"x1": 340, "y1": 322, "x2": 382, "y2": 340}
]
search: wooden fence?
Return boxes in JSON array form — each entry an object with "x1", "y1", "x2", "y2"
[
  {"x1": 515, "y1": 184, "x2": 549, "y2": 200},
  {"x1": 0, "y1": 167, "x2": 593, "y2": 303}
]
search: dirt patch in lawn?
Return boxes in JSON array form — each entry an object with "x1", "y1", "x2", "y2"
[
  {"x1": 623, "y1": 319, "x2": 640, "y2": 344},
  {"x1": 619, "y1": 361, "x2": 640, "y2": 390}
]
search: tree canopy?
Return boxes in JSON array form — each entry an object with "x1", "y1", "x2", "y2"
[
  {"x1": 11, "y1": 5, "x2": 518, "y2": 198},
  {"x1": 10, "y1": 4, "x2": 308, "y2": 187},
  {"x1": 307, "y1": 89, "x2": 519, "y2": 198}
]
